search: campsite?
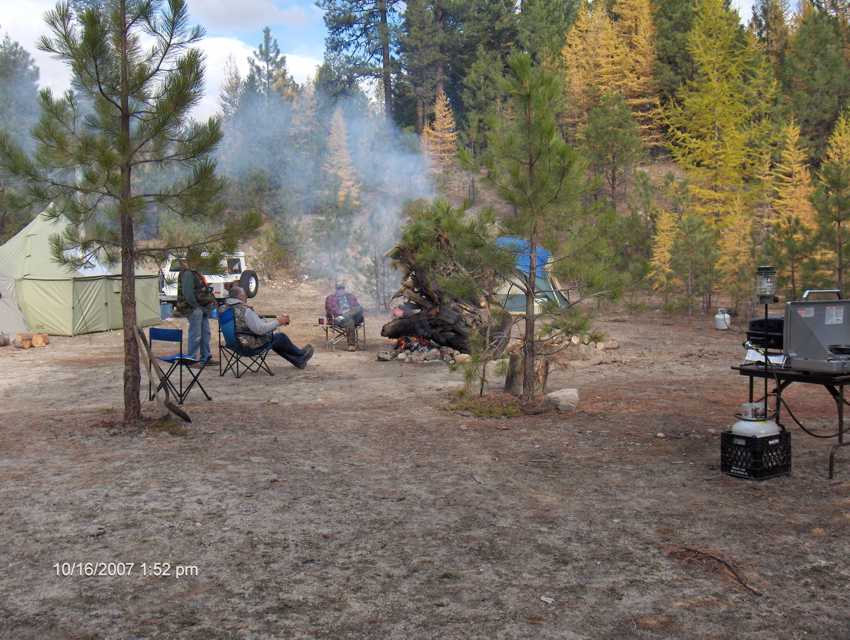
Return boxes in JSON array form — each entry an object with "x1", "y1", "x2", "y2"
[{"x1": 3, "y1": 0, "x2": 850, "y2": 638}]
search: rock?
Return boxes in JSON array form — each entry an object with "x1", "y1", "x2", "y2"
[
  {"x1": 546, "y1": 388, "x2": 579, "y2": 412},
  {"x1": 425, "y1": 348, "x2": 442, "y2": 361},
  {"x1": 581, "y1": 335, "x2": 591, "y2": 345},
  {"x1": 603, "y1": 339, "x2": 620, "y2": 351},
  {"x1": 377, "y1": 351, "x2": 397, "y2": 362},
  {"x1": 570, "y1": 335, "x2": 581, "y2": 345},
  {"x1": 595, "y1": 341, "x2": 605, "y2": 351},
  {"x1": 409, "y1": 351, "x2": 427, "y2": 363},
  {"x1": 656, "y1": 432, "x2": 666, "y2": 439},
  {"x1": 0, "y1": 333, "x2": 9, "y2": 347},
  {"x1": 454, "y1": 353, "x2": 472, "y2": 365},
  {"x1": 396, "y1": 351, "x2": 408, "y2": 362}
]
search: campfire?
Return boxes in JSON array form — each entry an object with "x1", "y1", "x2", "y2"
[{"x1": 376, "y1": 334, "x2": 465, "y2": 364}]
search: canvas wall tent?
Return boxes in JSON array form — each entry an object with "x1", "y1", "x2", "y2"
[{"x1": 0, "y1": 211, "x2": 160, "y2": 336}]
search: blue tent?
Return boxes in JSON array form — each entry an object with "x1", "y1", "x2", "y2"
[{"x1": 495, "y1": 237, "x2": 567, "y2": 313}]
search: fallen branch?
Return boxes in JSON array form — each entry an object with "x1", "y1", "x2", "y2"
[
  {"x1": 135, "y1": 326, "x2": 191, "y2": 423},
  {"x1": 667, "y1": 545, "x2": 762, "y2": 597}
]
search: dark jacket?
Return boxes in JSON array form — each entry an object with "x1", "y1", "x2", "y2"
[{"x1": 325, "y1": 292, "x2": 360, "y2": 318}]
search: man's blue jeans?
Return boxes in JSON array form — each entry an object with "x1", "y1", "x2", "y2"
[{"x1": 188, "y1": 307, "x2": 211, "y2": 361}]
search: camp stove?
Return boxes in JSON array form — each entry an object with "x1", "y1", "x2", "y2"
[{"x1": 784, "y1": 290, "x2": 850, "y2": 374}]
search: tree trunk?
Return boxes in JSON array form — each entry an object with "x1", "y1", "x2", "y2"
[
  {"x1": 378, "y1": 0, "x2": 393, "y2": 118},
  {"x1": 522, "y1": 237, "x2": 538, "y2": 402},
  {"x1": 435, "y1": 0, "x2": 445, "y2": 97},
  {"x1": 837, "y1": 220, "x2": 844, "y2": 297},
  {"x1": 120, "y1": 1, "x2": 141, "y2": 424},
  {"x1": 505, "y1": 352, "x2": 523, "y2": 396}
]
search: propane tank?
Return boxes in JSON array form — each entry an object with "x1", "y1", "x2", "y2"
[
  {"x1": 731, "y1": 402, "x2": 781, "y2": 437},
  {"x1": 714, "y1": 308, "x2": 732, "y2": 331}
]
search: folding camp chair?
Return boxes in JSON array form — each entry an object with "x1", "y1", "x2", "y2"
[
  {"x1": 218, "y1": 306, "x2": 274, "y2": 378},
  {"x1": 321, "y1": 315, "x2": 366, "y2": 350},
  {"x1": 148, "y1": 327, "x2": 211, "y2": 405}
]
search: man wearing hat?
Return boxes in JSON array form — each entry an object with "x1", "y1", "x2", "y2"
[
  {"x1": 225, "y1": 286, "x2": 314, "y2": 368},
  {"x1": 324, "y1": 282, "x2": 364, "y2": 350}
]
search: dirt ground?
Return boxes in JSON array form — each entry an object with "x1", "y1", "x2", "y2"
[{"x1": 1, "y1": 280, "x2": 849, "y2": 639}]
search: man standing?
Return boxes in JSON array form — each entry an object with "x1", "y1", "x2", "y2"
[
  {"x1": 324, "y1": 282, "x2": 364, "y2": 350},
  {"x1": 225, "y1": 286, "x2": 314, "y2": 368},
  {"x1": 176, "y1": 257, "x2": 213, "y2": 364}
]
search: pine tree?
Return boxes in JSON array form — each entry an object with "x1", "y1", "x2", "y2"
[
  {"x1": 750, "y1": 0, "x2": 790, "y2": 70},
  {"x1": 318, "y1": 0, "x2": 402, "y2": 118},
  {"x1": 650, "y1": 209, "x2": 678, "y2": 302},
  {"x1": 815, "y1": 111, "x2": 850, "y2": 296},
  {"x1": 324, "y1": 107, "x2": 359, "y2": 207},
  {"x1": 652, "y1": 0, "x2": 697, "y2": 102},
  {"x1": 518, "y1": 0, "x2": 580, "y2": 64},
  {"x1": 480, "y1": 52, "x2": 586, "y2": 401},
  {"x1": 461, "y1": 46, "x2": 506, "y2": 157},
  {"x1": 782, "y1": 7, "x2": 850, "y2": 161},
  {"x1": 220, "y1": 55, "x2": 242, "y2": 119},
  {"x1": 246, "y1": 27, "x2": 296, "y2": 102},
  {"x1": 0, "y1": 0, "x2": 256, "y2": 423},
  {"x1": 581, "y1": 93, "x2": 644, "y2": 207},
  {"x1": 0, "y1": 33, "x2": 40, "y2": 240},
  {"x1": 613, "y1": 0, "x2": 662, "y2": 147},
  {"x1": 422, "y1": 88, "x2": 458, "y2": 175}
]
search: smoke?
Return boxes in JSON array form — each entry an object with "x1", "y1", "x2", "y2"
[{"x1": 217, "y1": 82, "x2": 435, "y2": 305}]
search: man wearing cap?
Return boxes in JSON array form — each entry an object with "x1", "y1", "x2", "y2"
[
  {"x1": 325, "y1": 282, "x2": 364, "y2": 350},
  {"x1": 225, "y1": 286, "x2": 314, "y2": 368}
]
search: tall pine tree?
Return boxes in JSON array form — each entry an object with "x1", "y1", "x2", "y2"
[{"x1": 815, "y1": 112, "x2": 850, "y2": 295}]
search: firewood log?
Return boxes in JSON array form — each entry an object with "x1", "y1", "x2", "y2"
[
  {"x1": 14, "y1": 333, "x2": 33, "y2": 349},
  {"x1": 32, "y1": 333, "x2": 49, "y2": 347}
]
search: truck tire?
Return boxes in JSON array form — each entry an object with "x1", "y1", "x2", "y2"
[{"x1": 240, "y1": 270, "x2": 259, "y2": 298}]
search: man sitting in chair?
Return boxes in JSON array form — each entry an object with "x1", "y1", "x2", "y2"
[
  {"x1": 325, "y1": 282, "x2": 364, "y2": 351},
  {"x1": 224, "y1": 286, "x2": 314, "y2": 369}
]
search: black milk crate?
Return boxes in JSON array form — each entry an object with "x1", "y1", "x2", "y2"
[{"x1": 721, "y1": 430, "x2": 791, "y2": 480}]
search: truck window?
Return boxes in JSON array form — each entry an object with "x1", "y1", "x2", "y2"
[{"x1": 227, "y1": 258, "x2": 242, "y2": 274}]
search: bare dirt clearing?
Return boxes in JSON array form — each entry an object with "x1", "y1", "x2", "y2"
[{"x1": 1, "y1": 282, "x2": 849, "y2": 639}]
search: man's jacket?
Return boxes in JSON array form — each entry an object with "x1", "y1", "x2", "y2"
[
  {"x1": 226, "y1": 299, "x2": 279, "y2": 351},
  {"x1": 325, "y1": 292, "x2": 360, "y2": 318}
]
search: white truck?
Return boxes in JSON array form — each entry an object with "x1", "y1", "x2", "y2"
[{"x1": 159, "y1": 252, "x2": 259, "y2": 303}]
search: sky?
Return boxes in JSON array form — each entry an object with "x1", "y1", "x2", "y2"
[
  {"x1": 4, "y1": 0, "x2": 758, "y2": 121},
  {"x1": 2, "y1": 0, "x2": 327, "y2": 119}
]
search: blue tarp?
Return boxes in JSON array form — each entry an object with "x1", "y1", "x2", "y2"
[{"x1": 496, "y1": 237, "x2": 551, "y2": 279}]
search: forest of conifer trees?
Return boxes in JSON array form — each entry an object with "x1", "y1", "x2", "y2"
[{"x1": 4, "y1": 0, "x2": 850, "y2": 315}]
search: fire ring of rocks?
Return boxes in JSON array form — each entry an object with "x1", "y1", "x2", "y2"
[{"x1": 377, "y1": 337, "x2": 468, "y2": 364}]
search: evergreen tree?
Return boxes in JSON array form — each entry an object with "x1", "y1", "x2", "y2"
[
  {"x1": 422, "y1": 88, "x2": 458, "y2": 176},
  {"x1": 220, "y1": 55, "x2": 242, "y2": 119},
  {"x1": 399, "y1": 0, "x2": 444, "y2": 132},
  {"x1": 318, "y1": 0, "x2": 402, "y2": 118},
  {"x1": 517, "y1": 0, "x2": 579, "y2": 63},
  {"x1": 782, "y1": 7, "x2": 850, "y2": 161},
  {"x1": 670, "y1": 211, "x2": 719, "y2": 314},
  {"x1": 581, "y1": 93, "x2": 644, "y2": 207},
  {"x1": 324, "y1": 107, "x2": 359, "y2": 207},
  {"x1": 246, "y1": 27, "x2": 296, "y2": 102},
  {"x1": 613, "y1": 0, "x2": 663, "y2": 147},
  {"x1": 460, "y1": 46, "x2": 506, "y2": 157},
  {"x1": 480, "y1": 53, "x2": 585, "y2": 401},
  {"x1": 0, "y1": 32, "x2": 40, "y2": 240},
  {"x1": 750, "y1": 0, "x2": 790, "y2": 70},
  {"x1": 652, "y1": 0, "x2": 696, "y2": 102},
  {"x1": 814, "y1": 112, "x2": 850, "y2": 296},
  {"x1": 0, "y1": 0, "x2": 256, "y2": 423}
]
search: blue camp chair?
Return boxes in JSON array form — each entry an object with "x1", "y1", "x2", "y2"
[
  {"x1": 218, "y1": 306, "x2": 274, "y2": 378},
  {"x1": 148, "y1": 327, "x2": 211, "y2": 405}
]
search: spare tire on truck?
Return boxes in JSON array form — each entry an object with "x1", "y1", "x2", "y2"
[{"x1": 240, "y1": 270, "x2": 259, "y2": 298}]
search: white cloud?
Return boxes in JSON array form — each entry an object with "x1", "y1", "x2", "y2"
[
  {"x1": 1, "y1": 6, "x2": 319, "y2": 121},
  {"x1": 189, "y1": 0, "x2": 309, "y2": 31},
  {"x1": 196, "y1": 36, "x2": 320, "y2": 120}
]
